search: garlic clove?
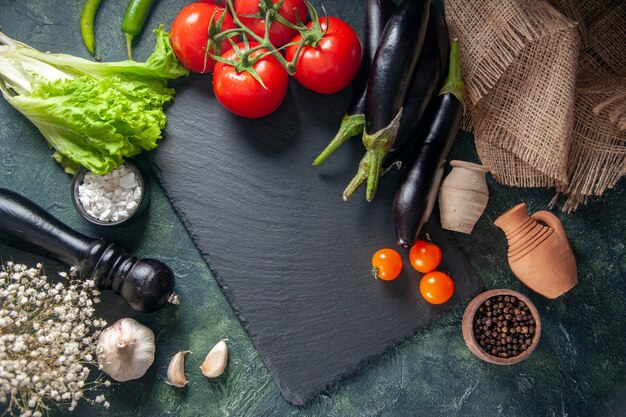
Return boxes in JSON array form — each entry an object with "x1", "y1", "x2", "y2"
[
  {"x1": 97, "y1": 318, "x2": 155, "y2": 382},
  {"x1": 200, "y1": 339, "x2": 228, "y2": 378},
  {"x1": 166, "y1": 350, "x2": 191, "y2": 388}
]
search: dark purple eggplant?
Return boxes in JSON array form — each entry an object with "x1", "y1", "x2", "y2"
[
  {"x1": 383, "y1": 7, "x2": 449, "y2": 170},
  {"x1": 313, "y1": 0, "x2": 393, "y2": 167},
  {"x1": 344, "y1": 0, "x2": 430, "y2": 201},
  {"x1": 393, "y1": 39, "x2": 465, "y2": 247}
]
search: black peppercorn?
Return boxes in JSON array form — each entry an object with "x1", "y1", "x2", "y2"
[{"x1": 472, "y1": 294, "x2": 537, "y2": 359}]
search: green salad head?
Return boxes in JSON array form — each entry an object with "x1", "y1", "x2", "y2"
[{"x1": 0, "y1": 28, "x2": 189, "y2": 175}]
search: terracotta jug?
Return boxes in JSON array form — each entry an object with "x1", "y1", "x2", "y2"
[
  {"x1": 494, "y1": 203, "x2": 577, "y2": 299},
  {"x1": 438, "y1": 160, "x2": 489, "y2": 234}
]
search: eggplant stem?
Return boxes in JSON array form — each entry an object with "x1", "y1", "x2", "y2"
[
  {"x1": 345, "y1": 108, "x2": 402, "y2": 201},
  {"x1": 366, "y1": 150, "x2": 383, "y2": 202},
  {"x1": 313, "y1": 113, "x2": 365, "y2": 166},
  {"x1": 343, "y1": 155, "x2": 369, "y2": 201},
  {"x1": 438, "y1": 38, "x2": 465, "y2": 103}
]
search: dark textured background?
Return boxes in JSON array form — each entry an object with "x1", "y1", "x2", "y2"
[
  {"x1": 151, "y1": 30, "x2": 481, "y2": 405},
  {"x1": 0, "y1": 0, "x2": 625, "y2": 416}
]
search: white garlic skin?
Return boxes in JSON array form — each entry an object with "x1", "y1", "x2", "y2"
[
  {"x1": 166, "y1": 351, "x2": 191, "y2": 388},
  {"x1": 97, "y1": 318, "x2": 155, "y2": 382},
  {"x1": 200, "y1": 339, "x2": 228, "y2": 378}
]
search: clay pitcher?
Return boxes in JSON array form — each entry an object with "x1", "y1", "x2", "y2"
[
  {"x1": 438, "y1": 160, "x2": 489, "y2": 234},
  {"x1": 494, "y1": 203, "x2": 577, "y2": 299}
]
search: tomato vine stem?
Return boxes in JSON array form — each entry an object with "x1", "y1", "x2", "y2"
[{"x1": 207, "y1": 0, "x2": 330, "y2": 79}]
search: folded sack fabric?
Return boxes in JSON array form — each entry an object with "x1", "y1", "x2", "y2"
[{"x1": 445, "y1": 0, "x2": 626, "y2": 211}]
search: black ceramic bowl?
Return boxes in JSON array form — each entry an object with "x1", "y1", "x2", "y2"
[{"x1": 71, "y1": 161, "x2": 149, "y2": 227}]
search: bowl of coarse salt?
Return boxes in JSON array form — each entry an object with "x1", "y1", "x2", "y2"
[{"x1": 71, "y1": 161, "x2": 149, "y2": 226}]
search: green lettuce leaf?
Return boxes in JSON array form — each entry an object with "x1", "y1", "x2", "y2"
[
  {"x1": 0, "y1": 28, "x2": 189, "y2": 175},
  {"x1": 5, "y1": 75, "x2": 174, "y2": 175},
  {"x1": 10, "y1": 28, "x2": 188, "y2": 81}
]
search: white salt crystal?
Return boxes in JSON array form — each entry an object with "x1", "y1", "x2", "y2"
[
  {"x1": 76, "y1": 164, "x2": 142, "y2": 223},
  {"x1": 100, "y1": 209, "x2": 110, "y2": 220},
  {"x1": 118, "y1": 173, "x2": 137, "y2": 189}
]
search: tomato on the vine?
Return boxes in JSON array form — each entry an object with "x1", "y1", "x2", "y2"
[
  {"x1": 409, "y1": 240, "x2": 442, "y2": 273},
  {"x1": 371, "y1": 248, "x2": 402, "y2": 281},
  {"x1": 419, "y1": 271, "x2": 454, "y2": 304},
  {"x1": 171, "y1": 3, "x2": 236, "y2": 73},
  {"x1": 213, "y1": 42, "x2": 289, "y2": 118},
  {"x1": 285, "y1": 16, "x2": 362, "y2": 94},
  {"x1": 235, "y1": 0, "x2": 308, "y2": 47}
]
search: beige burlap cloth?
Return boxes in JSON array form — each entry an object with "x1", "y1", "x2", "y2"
[{"x1": 445, "y1": 0, "x2": 626, "y2": 211}]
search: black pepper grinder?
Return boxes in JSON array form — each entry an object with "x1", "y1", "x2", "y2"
[{"x1": 0, "y1": 187, "x2": 179, "y2": 312}]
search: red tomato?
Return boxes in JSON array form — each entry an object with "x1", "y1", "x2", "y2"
[
  {"x1": 409, "y1": 240, "x2": 442, "y2": 273},
  {"x1": 235, "y1": 0, "x2": 308, "y2": 47},
  {"x1": 419, "y1": 271, "x2": 454, "y2": 304},
  {"x1": 213, "y1": 43, "x2": 289, "y2": 118},
  {"x1": 371, "y1": 248, "x2": 403, "y2": 281},
  {"x1": 285, "y1": 17, "x2": 362, "y2": 94},
  {"x1": 170, "y1": 3, "x2": 236, "y2": 73}
]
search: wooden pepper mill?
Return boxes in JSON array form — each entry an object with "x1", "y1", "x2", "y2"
[{"x1": 0, "y1": 188, "x2": 179, "y2": 312}]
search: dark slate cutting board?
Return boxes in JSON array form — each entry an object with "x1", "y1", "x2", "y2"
[{"x1": 151, "y1": 2, "x2": 481, "y2": 405}]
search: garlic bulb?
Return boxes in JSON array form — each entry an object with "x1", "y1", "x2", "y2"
[
  {"x1": 97, "y1": 318, "x2": 155, "y2": 382},
  {"x1": 166, "y1": 351, "x2": 191, "y2": 387},
  {"x1": 200, "y1": 339, "x2": 228, "y2": 378}
]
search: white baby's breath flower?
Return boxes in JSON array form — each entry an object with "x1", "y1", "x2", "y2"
[{"x1": 0, "y1": 262, "x2": 108, "y2": 416}]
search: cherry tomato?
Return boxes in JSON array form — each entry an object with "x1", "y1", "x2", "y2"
[
  {"x1": 419, "y1": 271, "x2": 454, "y2": 304},
  {"x1": 171, "y1": 3, "x2": 236, "y2": 73},
  {"x1": 371, "y1": 248, "x2": 403, "y2": 281},
  {"x1": 213, "y1": 42, "x2": 289, "y2": 118},
  {"x1": 409, "y1": 240, "x2": 442, "y2": 273},
  {"x1": 235, "y1": 0, "x2": 308, "y2": 47},
  {"x1": 285, "y1": 17, "x2": 362, "y2": 94}
]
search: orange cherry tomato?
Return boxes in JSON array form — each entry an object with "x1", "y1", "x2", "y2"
[
  {"x1": 371, "y1": 248, "x2": 403, "y2": 281},
  {"x1": 419, "y1": 271, "x2": 454, "y2": 304},
  {"x1": 409, "y1": 240, "x2": 442, "y2": 273}
]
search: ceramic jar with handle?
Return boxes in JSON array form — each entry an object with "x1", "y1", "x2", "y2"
[
  {"x1": 494, "y1": 203, "x2": 577, "y2": 299},
  {"x1": 438, "y1": 160, "x2": 489, "y2": 234}
]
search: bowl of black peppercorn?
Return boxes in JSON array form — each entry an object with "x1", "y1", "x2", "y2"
[{"x1": 462, "y1": 289, "x2": 541, "y2": 365}]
